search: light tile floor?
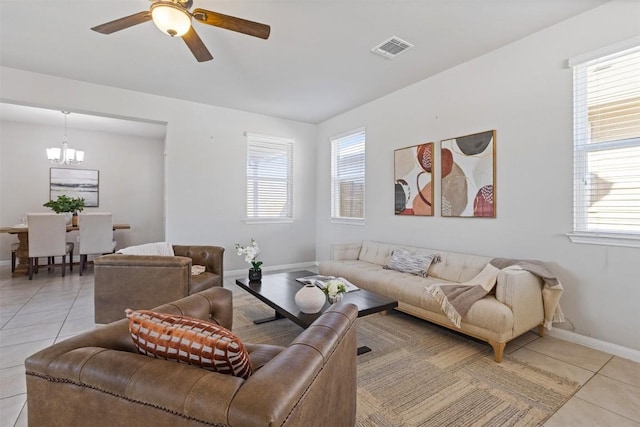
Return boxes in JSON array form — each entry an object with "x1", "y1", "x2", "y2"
[{"x1": 1, "y1": 265, "x2": 639, "y2": 427}]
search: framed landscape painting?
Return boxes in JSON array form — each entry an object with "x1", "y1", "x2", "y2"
[
  {"x1": 441, "y1": 130, "x2": 495, "y2": 217},
  {"x1": 394, "y1": 143, "x2": 434, "y2": 216},
  {"x1": 50, "y1": 168, "x2": 99, "y2": 207}
]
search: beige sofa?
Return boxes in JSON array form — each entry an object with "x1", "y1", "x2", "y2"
[{"x1": 319, "y1": 241, "x2": 546, "y2": 362}]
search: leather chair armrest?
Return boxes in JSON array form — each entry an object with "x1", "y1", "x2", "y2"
[
  {"x1": 228, "y1": 303, "x2": 358, "y2": 426},
  {"x1": 154, "y1": 286, "x2": 233, "y2": 330},
  {"x1": 173, "y1": 245, "x2": 225, "y2": 281}
]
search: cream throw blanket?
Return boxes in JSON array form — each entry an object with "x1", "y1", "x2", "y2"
[
  {"x1": 424, "y1": 258, "x2": 565, "y2": 329},
  {"x1": 116, "y1": 242, "x2": 175, "y2": 256}
]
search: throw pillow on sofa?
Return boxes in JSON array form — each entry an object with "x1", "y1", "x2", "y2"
[
  {"x1": 125, "y1": 309, "x2": 253, "y2": 379},
  {"x1": 384, "y1": 248, "x2": 439, "y2": 277}
]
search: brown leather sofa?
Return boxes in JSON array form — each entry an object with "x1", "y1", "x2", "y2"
[
  {"x1": 93, "y1": 245, "x2": 224, "y2": 323},
  {"x1": 25, "y1": 287, "x2": 358, "y2": 427}
]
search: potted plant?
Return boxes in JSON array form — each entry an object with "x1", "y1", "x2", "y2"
[
  {"x1": 235, "y1": 238, "x2": 263, "y2": 281},
  {"x1": 43, "y1": 195, "x2": 85, "y2": 225}
]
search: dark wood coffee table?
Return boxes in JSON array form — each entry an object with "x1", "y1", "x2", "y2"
[{"x1": 235, "y1": 270, "x2": 398, "y2": 354}]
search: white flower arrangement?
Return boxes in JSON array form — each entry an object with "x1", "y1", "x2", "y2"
[
  {"x1": 322, "y1": 279, "x2": 346, "y2": 297},
  {"x1": 235, "y1": 238, "x2": 262, "y2": 270}
]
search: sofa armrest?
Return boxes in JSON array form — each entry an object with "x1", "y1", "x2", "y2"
[
  {"x1": 330, "y1": 242, "x2": 362, "y2": 261},
  {"x1": 228, "y1": 303, "x2": 358, "y2": 426},
  {"x1": 495, "y1": 269, "x2": 545, "y2": 336}
]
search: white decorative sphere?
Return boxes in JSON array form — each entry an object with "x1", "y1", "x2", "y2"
[{"x1": 295, "y1": 284, "x2": 326, "y2": 314}]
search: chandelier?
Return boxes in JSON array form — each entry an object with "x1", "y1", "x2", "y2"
[{"x1": 46, "y1": 111, "x2": 84, "y2": 165}]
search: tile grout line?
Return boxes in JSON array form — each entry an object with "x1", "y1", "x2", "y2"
[
  {"x1": 52, "y1": 280, "x2": 87, "y2": 344},
  {"x1": 13, "y1": 399, "x2": 27, "y2": 427},
  {"x1": 0, "y1": 281, "x2": 49, "y2": 332}
]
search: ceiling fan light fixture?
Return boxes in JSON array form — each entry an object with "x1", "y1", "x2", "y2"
[{"x1": 151, "y1": 2, "x2": 191, "y2": 37}]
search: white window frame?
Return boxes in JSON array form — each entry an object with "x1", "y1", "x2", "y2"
[
  {"x1": 330, "y1": 128, "x2": 366, "y2": 224},
  {"x1": 567, "y1": 37, "x2": 640, "y2": 248},
  {"x1": 245, "y1": 132, "x2": 294, "y2": 224}
]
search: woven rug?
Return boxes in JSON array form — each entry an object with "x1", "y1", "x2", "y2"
[{"x1": 231, "y1": 290, "x2": 579, "y2": 427}]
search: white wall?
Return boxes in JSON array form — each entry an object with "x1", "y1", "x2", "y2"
[
  {"x1": 1, "y1": 1, "x2": 636, "y2": 353},
  {"x1": 0, "y1": 120, "x2": 165, "y2": 257},
  {"x1": 316, "y1": 1, "x2": 640, "y2": 352},
  {"x1": 0, "y1": 68, "x2": 318, "y2": 272}
]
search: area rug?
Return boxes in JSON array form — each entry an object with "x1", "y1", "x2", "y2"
[{"x1": 231, "y1": 290, "x2": 579, "y2": 427}]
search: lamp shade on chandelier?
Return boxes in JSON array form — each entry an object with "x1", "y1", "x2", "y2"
[{"x1": 47, "y1": 111, "x2": 84, "y2": 165}]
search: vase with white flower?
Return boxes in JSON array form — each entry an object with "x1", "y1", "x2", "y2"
[
  {"x1": 322, "y1": 279, "x2": 347, "y2": 304},
  {"x1": 235, "y1": 238, "x2": 263, "y2": 281}
]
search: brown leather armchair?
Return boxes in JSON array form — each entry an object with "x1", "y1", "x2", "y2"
[
  {"x1": 94, "y1": 245, "x2": 224, "y2": 323},
  {"x1": 26, "y1": 287, "x2": 358, "y2": 426}
]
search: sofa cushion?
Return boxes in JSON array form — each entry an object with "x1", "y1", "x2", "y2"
[
  {"x1": 384, "y1": 248, "x2": 438, "y2": 277},
  {"x1": 125, "y1": 309, "x2": 252, "y2": 379},
  {"x1": 358, "y1": 241, "x2": 395, "y2": 265}
]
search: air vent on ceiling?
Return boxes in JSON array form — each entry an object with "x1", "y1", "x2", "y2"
[{"x1": 371, "y1": 36, "x2": 414, "y2": 59}]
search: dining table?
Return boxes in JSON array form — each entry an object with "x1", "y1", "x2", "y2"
[{"x1": 1, "y1": 223, "x2": 131, "y2": 276}]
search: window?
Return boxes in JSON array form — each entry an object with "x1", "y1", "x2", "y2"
[
  {"x1": 569, "y1": 41, "x2": 640, "y2": 247},
  {"x1": 246, "y1": 133, "x2": 293, "y2": 222},
  {"x1": 331, "y1": 128, "x2": 365, "y2": 223}
]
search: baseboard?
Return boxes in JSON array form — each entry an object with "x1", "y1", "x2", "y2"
[{"x1": 548, "y1": 328, "x2": 640, "y2": 363}]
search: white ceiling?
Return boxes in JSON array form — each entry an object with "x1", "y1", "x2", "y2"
[
  {"x1": 0, "y1": 0, "x2": 608, "y2": 127},
  {"x1": 0, "y1": 103, "x2": 167, "y2": 138}
]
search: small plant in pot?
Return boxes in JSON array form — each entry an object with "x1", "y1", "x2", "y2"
[
  {"x1": 235, "y1": 238, "x2": 263, "y2": 281},
  {"x1": 43, "y1": 195, "x2": 85, "y2": 225}
]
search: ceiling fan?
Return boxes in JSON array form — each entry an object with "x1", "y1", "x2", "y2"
[{"x1": 91, "y1": 0, "x2": 271, "y2": 62}]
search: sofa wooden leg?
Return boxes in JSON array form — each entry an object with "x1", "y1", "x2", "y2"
[
  {"x1": 489, "y1": 341, "x2": 505, "y2": 363},
  {"x1": 538, "y1": 324, "x2": 545, "y2": 338}
]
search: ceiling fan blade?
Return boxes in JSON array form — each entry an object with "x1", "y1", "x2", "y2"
[
  {"x1": 192, "y1": 8, "x2": 270, "y2": 39},
  {"x1": 91, "y1": 11, "x2": 152, "y2": 34},
  {"x1": 182, "y1": 27, "x2": 214, "y2": 62}
]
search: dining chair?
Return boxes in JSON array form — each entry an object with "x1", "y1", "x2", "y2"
[
  {"x1": 26, "y1": 213, "x2": 74, "y2": 280},
  {"x1": 78, "y1": 213, "x2": 116, "y2": 276},
  {"x1": 11, "y1": 242, "x2": 19, "y2": 273}
]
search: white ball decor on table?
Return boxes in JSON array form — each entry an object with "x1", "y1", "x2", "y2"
[{"x1": 295, "y1": 284, "x2": 326, "y2": 314}]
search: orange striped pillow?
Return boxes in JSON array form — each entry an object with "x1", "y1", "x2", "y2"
[{"x1": 125, "y1": 309, "x2": 252, "y2": 379}]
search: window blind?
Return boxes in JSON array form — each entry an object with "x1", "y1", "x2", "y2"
[
  {"x1": 572, "y1": 44, "x2": 640, "y2": 236},
  {"x1": 331, "y1": 129, "x2": 365, "y2": 221},
  {"x1": 246, "y1": 133, "x2": 293, "y2": 220}
]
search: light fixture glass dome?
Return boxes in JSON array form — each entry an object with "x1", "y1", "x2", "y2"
[{"x1": 151, "y1": 3, "x2": 191, "y2": 37}]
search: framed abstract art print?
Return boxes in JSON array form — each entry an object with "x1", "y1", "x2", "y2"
[
  {"x1": 440, "y1": 130, "x2": 495, "y2": 217},
  {"x1": 394, "y1": 143, "x2": 434, "y2": 216}
]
